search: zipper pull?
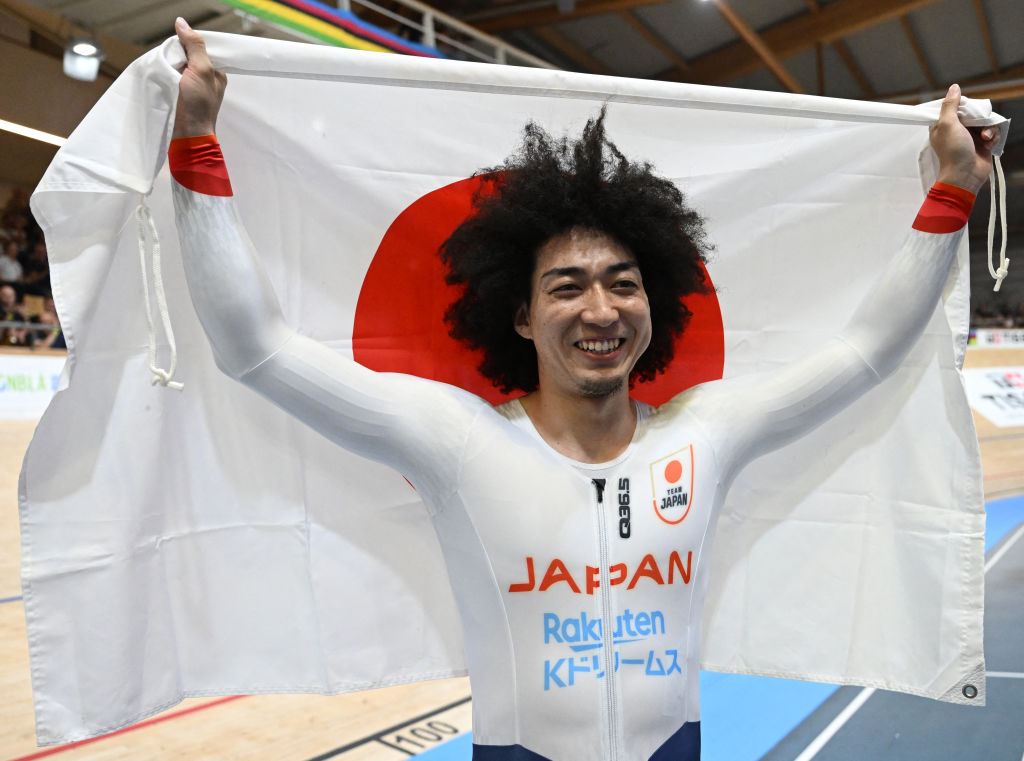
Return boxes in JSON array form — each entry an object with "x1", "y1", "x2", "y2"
[{"x1": 592, "y1": 478, "x2": 606, "y2": 504}]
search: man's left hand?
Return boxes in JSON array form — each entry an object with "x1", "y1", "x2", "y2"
[{"x1": 932, "y1": 84, "x2": 999, "y2": 193}]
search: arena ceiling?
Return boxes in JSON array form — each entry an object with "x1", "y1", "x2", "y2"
[{"x1": 1, "y1": 0, "x2": 1022, "y2": 230}]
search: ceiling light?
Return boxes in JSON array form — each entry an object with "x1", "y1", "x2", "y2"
[
  {"x1": 63, "y1": 36, "x2": 104, "y2": 82},
  {"x1": 71, "y1": 40, "x2": 99, "y2": 57},
  {"x1": 0, "y1": 118, "x2": 67, "y2": 147}
]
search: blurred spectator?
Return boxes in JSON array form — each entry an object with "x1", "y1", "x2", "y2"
[
  {"x1": 971, "y1": 302, "x2": 1024, "y2": 329},
  {"x1": 31, "y1": 308, "x2": 64, "y2": 350},
  {"x1": 397, "y1": 22, "x2": 423, "y2": 44},
  {"x1": 1, "y1": 205, "x2": 30, "y2": 252},
  {"x1": 20, "y1": 239, "x2": 51, "y2": 296},
  {"x1": 0, "y1": 238, "x2": 24, "y2": 283},
  {"x1": 2, "y1": 187, "x2": 43, "y2": 258},
  {"x1": 0, "y1": 283, "x2": 27, "y2": 346}
]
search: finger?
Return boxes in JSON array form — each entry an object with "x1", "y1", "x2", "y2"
[
  {"x1": 938, "y1": 83, "x2": 961, "y2": 125},
  {"x1": 175, "y1": 17, "x2": 210, "y2": 66},
  {"x1": 969, "y1": 126, "x2": 999, "y2": 150},
  {"x1": 174, "y1": 17, "x2": 193, "y2": 52},
  {"x1": 968, "y1": 126, "x2": 991, "y2": 142}
]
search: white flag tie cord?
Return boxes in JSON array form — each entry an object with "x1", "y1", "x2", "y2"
[
  {"x1": 135, "y1": 199, "x2": 184, "y2": 390},
  {"x1": 988, "y1": 155, "x2": 1009, "y2": 291},
  {"x1": 22, "y1": 32, "x2": 1008, "y2": 744}
]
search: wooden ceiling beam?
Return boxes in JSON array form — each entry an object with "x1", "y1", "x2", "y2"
[
  {"x1": 972, "y1": 0, "x2": 1000, "y2": 75},
  {"x1": 99, "y1": 0, "x2": 184, "y2": 31},
  {"x1": 482, "y1": 0, "x2": 941, "y2": 67},
  {"x1": 881, "y1": 62, "x2": 1024, "y2": 103},
  {"x1": 803, "y1": 0, "x2": 823, "y2": 94},
  {"x1": 926, "y1": 81, "x2": 1024, "y2": 102},
  {"x1": 832, "y1": 39, "x2": 876, "y2": 97},
  {"x1": 617, "y1": 10, "x2": 689, "y2": 75},
  {"x1": 899, "y1": 14, "x2": 938, "y2": 90},
  {"x1": 0, "y1": 0, "x2": 143, "y2": 74},
  {"x1": 476, "y1": 0, "x2": 672, "y2": 34},
  {"x1": 709, "y1": 0, "x2": 804, "y2": 93},
  {"x1": 683, "y1": 0, "x2": 944, "y2": 85},
  {"x1": 532, "y1": 25, "x2": 612, "y2": 74},
  {"x1": 815, "y1": 42, "x2": 824, "y2": 94},
  {"x1": 802, "y1": 0, "x2": 874, "y2": 97}
]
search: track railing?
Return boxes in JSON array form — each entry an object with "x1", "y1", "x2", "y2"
[{"x1": 330, "y1": 0, "x2": 557, "y2": 68}]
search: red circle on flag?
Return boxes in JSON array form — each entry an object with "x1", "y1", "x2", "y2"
[
  {"x1": 664, "y1": 459, "x2": 683, "y2": 484},
  {"x1": 353, "y1": 175, "x2": 725, "y2": 406}
]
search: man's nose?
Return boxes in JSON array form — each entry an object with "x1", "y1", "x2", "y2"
[{"x1": 581, "y1": 286, "x2": 618, "y2": 326}]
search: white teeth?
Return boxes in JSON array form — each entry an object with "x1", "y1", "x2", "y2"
[{"x1": 577, "y1": 339, "x2": 622, "y2": 354}]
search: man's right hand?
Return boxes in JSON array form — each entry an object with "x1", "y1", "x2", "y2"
[{"x1": 172, "y1": 18, "x2": 227, "y2": 139}]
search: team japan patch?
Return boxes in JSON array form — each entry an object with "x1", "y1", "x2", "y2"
[{"x1": 649, "y1": 446, "x2": 694, "y2": 525}]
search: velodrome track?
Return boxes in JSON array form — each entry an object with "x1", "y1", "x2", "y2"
[{"x1": 1, "y1": 347, "x2": 1022, "y2": 761}]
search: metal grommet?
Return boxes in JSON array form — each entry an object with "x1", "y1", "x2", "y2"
[{"x1": 962, "y1": 684, "x2": 978, "y2": 699}]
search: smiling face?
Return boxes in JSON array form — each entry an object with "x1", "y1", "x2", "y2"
[{"x1": 515, "y1": 228, "x2": 652, "y2": 400}]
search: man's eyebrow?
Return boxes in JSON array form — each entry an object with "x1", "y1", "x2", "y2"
[
  {"x1": 607, "y1": 261, "x2": 640, "y2": 275},
  {"x1": 539, "y1": 262, "x2": 640, "y2": 280},
  {"x1": 540, "y1": 266, "x2": 584, "y2": 280}
]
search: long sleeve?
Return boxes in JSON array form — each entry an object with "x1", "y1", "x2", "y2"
[
  {"x1": 170, "y1": 142, "x2": 486, "y2": 502},
  {"x1": 682, "y1": 188, "x2": 971, "y2": 480}
]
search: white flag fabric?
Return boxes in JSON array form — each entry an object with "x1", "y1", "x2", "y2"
[{"x1": 23, "y1": 32, "x2": 1005, "y2": 744}]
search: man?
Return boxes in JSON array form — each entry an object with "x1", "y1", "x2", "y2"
[
  {"x1": 0, "y1": 238, "x2": 24, "y2": 283},
  {"x1": 0, "y1": 282, "x2": 27, "y2": 346},
  {"x1": 20, "y1": 240, "x2": 51, "y2": 297},
  {"x1": 170, "y1": 18, "x2": 996, "y2": 761}
]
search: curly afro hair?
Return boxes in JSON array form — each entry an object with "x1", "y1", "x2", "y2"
[{"x1": 440, "y1": 108, "x2": 712, "y2": 395}]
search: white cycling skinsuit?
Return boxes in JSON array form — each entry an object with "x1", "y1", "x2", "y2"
[{"x1": 171, "y1": 142, "x2": 969, "y2": 761}]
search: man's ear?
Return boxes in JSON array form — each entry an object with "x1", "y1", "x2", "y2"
[{"x1": 514, "y1": 304, "x2": 531, "y2": 340}]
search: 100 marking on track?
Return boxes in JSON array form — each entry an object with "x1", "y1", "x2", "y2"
[{"x1": 379, "y1": 719, "x2": 461, "y2": 756}]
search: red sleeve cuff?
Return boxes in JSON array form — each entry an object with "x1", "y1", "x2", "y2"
[
  {"x1": 912, "y1": 182, "x2": 976, "y2": 234},
  {"x1": 168, "y1": 135, "x2": 233, "y2": 197}
]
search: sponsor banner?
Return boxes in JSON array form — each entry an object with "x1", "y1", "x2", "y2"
[
  {"x1": 969, "y1": 329, "x2": 1024, "y2": 347},
  {"x1": 0, "y1": 352, "x2": 65, "y2": 420},
  {"x1": 963, "y1": 366, "x2": 1024, "y2": 427}
]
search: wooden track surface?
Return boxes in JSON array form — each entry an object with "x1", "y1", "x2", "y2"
[
  {"x1": 2, "y1": 347, "x2": 1022, "y2": 761},
  {"x1": 964, "y1": 348, "x2": 1024, "y2": 501},
  {"x1": 0, "y1": 418, "x2": 470, "y2": 761}
]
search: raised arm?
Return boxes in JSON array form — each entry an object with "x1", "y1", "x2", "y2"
[
  {"x1": 684, "y1": 85, "x2": 999, "y2": 478},
  {"x1": 169, "y1": 19, "x2": 485, "y2": 499}
]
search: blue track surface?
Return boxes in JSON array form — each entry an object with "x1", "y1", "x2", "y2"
[
  {"x1": 985, "y1": 494, "x2": 1024, "y2": 551},
  {"x1": 700, "y1": 674, "x2": 838, "y2": 761},
  {"x1": 416, "y1": 733, "x2": 474, "y2": 759},
  {"x1": 410, "y1": 495, "x2": 1024, "y2": 761}
]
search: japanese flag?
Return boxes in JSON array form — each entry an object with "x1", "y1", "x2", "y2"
[{"x1": 23, "y1": 31, "x2": 1000, "y2": 743}]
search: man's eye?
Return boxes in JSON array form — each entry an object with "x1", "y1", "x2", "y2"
[
  {"x1": 552, "y1": 283, "x2": 580, "y2": 293},
  {"x1": 613, "y1": 280, "x2": 639, "y2": 290}
]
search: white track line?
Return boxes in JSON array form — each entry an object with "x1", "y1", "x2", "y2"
[
  {"x1": 791, "y1": 687, "x2": 876, "y2": 761},
  {"x1": 985, "y1": 523, "x2": 1024, "y2": 572},
  {"x1": 792, "y1": 519, "x2": 1024, "y2": 761},
  {"x1": 987, "y1": 671, "x2": 1024, "y2": 679}
]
